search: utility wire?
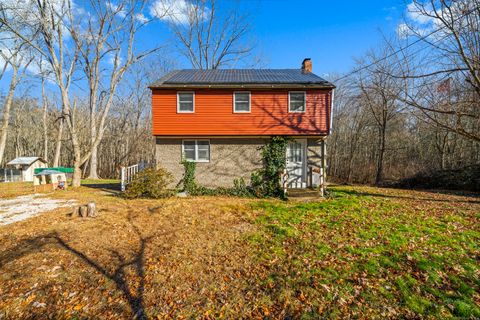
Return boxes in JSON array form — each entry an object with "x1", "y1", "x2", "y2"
[{"x1": 334, "y1": 5, "x2": 479, "y2": 82}]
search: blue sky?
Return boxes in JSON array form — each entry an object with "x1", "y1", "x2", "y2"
[
  {"x1": 135, "y1": 0, "x2": 408, "y2": 76},
  {"x1": 248, "y1": 0, "x2": 405, "y2": 75},
  {"x1": 1, "y1": 0, "x2": 409, "y2": 96}
]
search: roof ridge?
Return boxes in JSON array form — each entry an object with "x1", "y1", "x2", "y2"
[
  {"x1": 148, "y1": 70, "x2": 181, "y2": 87},
  {"x1": 176, "y1": 68, "x2": 301, "y2": 71},
  {"x1": 149, "y1": 68, "x2": 335, "y2": 89}
]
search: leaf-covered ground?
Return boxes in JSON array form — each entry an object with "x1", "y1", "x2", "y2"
[{"x1": 0, "y1": 183, "x2": 478, "y2": 319}]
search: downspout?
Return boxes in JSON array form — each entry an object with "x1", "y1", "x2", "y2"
[{"x1": 329, "y1": 88, "x2": 335, "y2": 135}]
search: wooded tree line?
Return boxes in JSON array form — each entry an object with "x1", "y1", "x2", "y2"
[
  {"x1": 2, "y1": 61, "x2": 158, "y2": 179},
  {"x1": 327, "y1": 0, "x2": 480, "y2": 185},
  {"x1": 0, "y1": 0, "x2": 252, "y2": 184},
  {"x1": 0, "y1": 0, "x2": 478, "y2": 187}
]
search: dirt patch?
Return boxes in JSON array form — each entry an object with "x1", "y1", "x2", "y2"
[{"x1": 0, "y1": 194, "x2": 77, "y2": 226}]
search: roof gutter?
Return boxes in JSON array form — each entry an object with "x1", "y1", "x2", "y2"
[{"x1": 149, "y1": 83, "x2": 336, "y2": 90}]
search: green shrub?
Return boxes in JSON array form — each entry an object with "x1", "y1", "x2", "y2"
[
  {"x1": 124, "y1": 167, "x2": 174, "y2": 199},
  {"x1": 180, "y1": 159, "x2": 254, "y2": 197},
  {"x1": 231, "y1": 177, "x2": 252, "y2": 196},
  {"x1": 187, "y1": 178, "x2": 254, "y2": 197}
]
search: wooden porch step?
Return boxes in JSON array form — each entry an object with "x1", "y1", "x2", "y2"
[{"x1": 287, "y1": 188, "x2": 323, "y2": 199}]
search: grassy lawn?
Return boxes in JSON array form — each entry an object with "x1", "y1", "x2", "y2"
[
  {"x1": 0, "y1": 183, "x2": 478, "y2": 318},
  {"x1": 249, "y1": 188, "x2": 480, "y2": 318},
  {"x1": 0, "y1": 179, "x2": 121, "y2": 199},
  {"x1": 0, "y1": 182, "x2": 35, "y2": 198}
]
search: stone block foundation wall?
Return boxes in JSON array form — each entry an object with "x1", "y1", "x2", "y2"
[
  {"x1": 156, "y1": 138, "x2": 267, "y2": 188},
  {"x1": 155, "y1": 137, "x2": 325, "y2": 189}
]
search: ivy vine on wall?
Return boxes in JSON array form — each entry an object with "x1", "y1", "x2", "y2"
[
  {"x1": 180, "y1": 136, "x2": 291, "y2": 199},
  {"x1": 251, "y1": 136, "x2": 291, "y2": 199}
]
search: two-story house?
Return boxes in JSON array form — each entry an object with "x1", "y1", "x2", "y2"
[{"x1": 149, "y1": 59, "x2": 335, "y2": 189}]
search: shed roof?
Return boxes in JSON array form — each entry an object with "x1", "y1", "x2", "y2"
[
  {"x1": 34, "y1": 170, "x2": 63, "y2": 176},
  {"x1": 34, "y1": 167, "x2": 74, "y2": 174},
  {"x1": 7, "y1": 157, "x2": 47, "y2": 166},
  {"x1": 149, "y1": 69, "x2": 335, "y2": 89}
]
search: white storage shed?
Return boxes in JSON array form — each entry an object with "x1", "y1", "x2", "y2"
[{"x1": 6, "y1": 157, "x2": 48, "y2": 182}]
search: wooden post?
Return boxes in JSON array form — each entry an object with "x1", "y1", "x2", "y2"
[
  {"x1": 319, "y1": 139, "x2": 327, "y2": 197},
  {"x1": 120, "y1": 166, "x2": 125, "y2": 192}
]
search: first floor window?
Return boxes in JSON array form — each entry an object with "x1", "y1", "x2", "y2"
[
  {"x1": 182, "y1": 140, "x2": 210, "y2": 162},
  {"x1": 289, "y1": 91, "x2": 306, "y2": 112},
  {"x1": 178, "y1": 92, "x2": 194, "y2": 113}
]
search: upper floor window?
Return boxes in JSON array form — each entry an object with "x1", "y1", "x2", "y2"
[
  {"x1": 289, "y1": 91, "x2": 306, "y2": 113},
  {"x1": 177, "y1": 91, "x2": 195, "y2": 113},
  {"x1": 182, "y1": 140, "x2": 210, "y2": 162},
  {"x1": 233, "y1": 91, "x2": 251, "y2": 113}
]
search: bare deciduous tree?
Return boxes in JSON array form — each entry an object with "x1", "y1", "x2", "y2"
[
  {"x1": 0, "y1": 38, "x2": 32, "y2": 166},
  {"x1": 76, "y1": 0, "x2": 162, "y2": 179},
  {"x1": 154, "y1": 0, "x2": 253, "y2": 69},
  {"x1": 397, "y1": 0, "x2": 480, "y2": 141}
]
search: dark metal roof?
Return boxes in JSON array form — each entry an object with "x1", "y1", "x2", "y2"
[{"x1": 149, "y1": 69, "x2": 335, "y2": 89}]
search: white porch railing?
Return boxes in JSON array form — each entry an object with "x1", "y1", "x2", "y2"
[
  {"x1": 121, "y1": 164, "x2": 139, "y2": 192},
  {"x1": 120, "y1": 162, "x2": 153, "y2": 192},
  {"x1": 280, "y1": 169, "x2": 289, "y2": 196}
]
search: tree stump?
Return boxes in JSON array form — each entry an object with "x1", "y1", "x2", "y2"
[
  {"x1": 87, "y1": 202, "x2": 96, "y2": 217},
  {"x1": 71, "y1": 206, "x2": 80, "y2": 217},
  {"x1": 70, "y1": 203, "x2": 97, "y2": 218},
  {"x1": 79, "y1": 206, "x2": 88, "y2": 218}
]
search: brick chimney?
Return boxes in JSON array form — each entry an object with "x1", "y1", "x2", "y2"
[{"x1": 302, "y1": 58, "x2": 312, "y2": 73}]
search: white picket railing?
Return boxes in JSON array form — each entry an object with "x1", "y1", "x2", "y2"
[
  {"x1": 120, "y1": 162, "x2": 153, "y2": 191},
  {"x1": 120, "y1": 164, "x2": 140, "y2": 192},
  {"x1": 280, "y1": 169, "x2": 289, "y2": 196}
]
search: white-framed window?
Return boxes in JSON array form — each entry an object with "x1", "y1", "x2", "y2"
[
  {"x1": 177, "y1": 91, "x2": 195, "y2": 113},
  {"x1": 182, "y1": 140, "x2": 210, "y2": 162},
  {"x1": 233, "y1": 91, "x2": 251, "y2": 113},
  {"x1": 288, "y1": 91, "x2": 306, "y2": 113}
]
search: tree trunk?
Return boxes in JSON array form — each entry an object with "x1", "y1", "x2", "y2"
[
  {"x1": 72, "y1": 158, "x2": 82, "y2": 187},
  {"x1": 42, "y1": 78, "x2": 48, "y2": 162},
  {"x1": 88, "y1": 144, "x2": 99, "y2": 179},
  {"x1": 375, "y1": 126, "x2": 386, "y2": 185},
  {"x1": 0, "y1": 66, "x2": 18, "y2": 166},
  {"x1": 53, "y1": 118, "x2": 63, "y2": 167},
  {"x1": 63, "y1": 98, "x2": 83, "y2": 187},
  {"x1": 87, "y1": 75, "x2": 99, "y2": 180}
]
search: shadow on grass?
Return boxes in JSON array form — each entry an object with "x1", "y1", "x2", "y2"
[
  {"x1": 80, "y1": 180, "x2": 121, "y2": 192},
  {"x1": 331, "y1": 185, "x2": 480, "y2": 204},
  {"x1": 0, "y1": 212, "x2": 161, "y2": 319}
]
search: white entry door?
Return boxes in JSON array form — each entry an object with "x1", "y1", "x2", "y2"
[{"x1": 286, "y1": 140, "x2": 306, "y2": 188}]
